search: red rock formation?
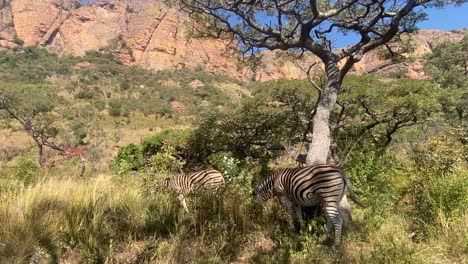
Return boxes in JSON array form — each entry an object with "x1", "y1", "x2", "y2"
[
  {"x1": 10, "y1": 0, "x2": 79, "y2": 46},
  {"x1": 0, "y1": 0, "x2": 19, "y2": 49}
]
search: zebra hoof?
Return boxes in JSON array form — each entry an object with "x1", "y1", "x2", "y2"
[{"x1": 331, "y1": 243, "x2": 342, "y2": 251}]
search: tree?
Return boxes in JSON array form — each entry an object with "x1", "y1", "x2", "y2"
[
  {"x1": 425, "y1": 34, "x2": 468, "y2": 122},
  {"x1": 192, "y1": 76, "x2": 442, "y2": 164},
  {"x1": 0, "y1": 82, "x2": 63, "y2": 166},
  {"x1": 336, "y1": 76, "x2": 441, "y2": 149},
  {"x1": 190, "y1": 79, "x2": 316, "y2": 161},
  {"x1": 424, "y1": 34, "x2": 468, "y2": 152},
  {"x1": 179, "y1": 0, "x2": 467, "y2": 165}
]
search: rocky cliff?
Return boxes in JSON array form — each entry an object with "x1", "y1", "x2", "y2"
[{"x1": 1, "y1": 0, "x2": 466, "y2": 81}]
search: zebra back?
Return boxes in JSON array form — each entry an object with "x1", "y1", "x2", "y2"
[
  {"x1": 254, "y1": 164, "x2": 349, "y2": 206},
  {"x1": 277, "y1": 164, "x2": 345, "y2": 206},
  {"x1": 165, "y1": 169, "x2": 225, "y2": 195}
]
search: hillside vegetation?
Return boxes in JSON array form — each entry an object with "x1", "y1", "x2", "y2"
[{"x1": 0, "y1": 36, "x2": 467, "y2": 263}]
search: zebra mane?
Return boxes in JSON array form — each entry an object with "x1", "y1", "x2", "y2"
[{"x1": 256, "y1": 171, "x2": 280, "y2": 193}]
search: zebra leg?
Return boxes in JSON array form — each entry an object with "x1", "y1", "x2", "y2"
[
  {"x1": 295, "y1": 205, "x2": 304, "y2": 233},
  {"x1": 332, "y1": 214, "x2": 343, "y2": 248},
  {"x1": 324, "y1": 204, "x2": 343, "y2": 247},
  {"x1": 177, "y1": 194, "x2": 189, "y2": 213},
  {"x1": 323, "y1": 215, "x2": 333, "y2": 243},
  {"x1": 279, "y1": 195, "x2": 296, "y2": 232}
]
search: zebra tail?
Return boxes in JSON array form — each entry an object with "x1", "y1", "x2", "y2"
[{"x1": 342, "y1": 170, "x2": 366, "y2": 208}]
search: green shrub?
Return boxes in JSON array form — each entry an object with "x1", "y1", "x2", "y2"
[
  {"x1": 115, "y1": 144, "x2": 141, "y2": 174},
  {"x1": 141, "y1": 129, "x2": 192, "y2": 158},
  {"x1": 92, "y1": 99, "x2": 106, "y2": 111},
  {"x1": 119, "y1": 79, "x2": 131, "y2": 90},
  {"x1": 149, "y1": 147, "x2": 185, "y2": 173},
  {"x1": 75, "y1": 88, "x2": 97, "y2": 99},
  {"x1": 346, "y1": 148, "x2": 406, "y2": 209},
  {"x1": 413, "y1": 138, "x2": 464, "y2": 176},
  {"x1": 411, "y1": 138, "x2": 468, "y2": 227},
  {"x1": 108, "y1": 99, "x2": 129, "y2": 117},
  {"x1": 12, "y1": 158, "x2": 41, "y2": 185},
  {"x1": 206, "y1": 152, "x2": 254, "y2": 188},
  {"x1": 413, "y1": 169, "x2": 467, "y2": 226},
  {"x1": 70, "y1": 121, "x2": 87, "y2": 146}
]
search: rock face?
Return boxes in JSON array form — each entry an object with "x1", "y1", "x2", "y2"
[
  {"x1": 19, "y1": 0, "x2": 242, "y2": 77},
  {"x1": 0, "y1": 0, "x2": 19, "y2": 49},
  {"x1": 10, "y1": 0, "x2": 79, "y2": 46},
  {"x1": 1, "y1": 0, "x2": 466, "y2": 81}
]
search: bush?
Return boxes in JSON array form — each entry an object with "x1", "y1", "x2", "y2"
[
  {"x1": 108, "y1": 99, "x2": 129, "y2": 117},
  {"x1": 115, "y1": 144, "x2": 141, "y2": 174},
  {"x1": 411, "y1": 138, "x2": 468, "y2": 227},
  {"x1": 0, "y1": 146, "x2": 24, "y2": 166},
  {"x1": 149, "y1": 148, "x2": 185, "y2": 174},
  {"x1": 206, "y1": 152, "x2": 255, "y2": 188},
  {"x1": 141, "y1": 129, "x2": 192, "y2": 159},
  {"x1": 422, "y1": 171, "x2": 467, "y2": 220},
  {"x1": 413, "y1": 138, "x2": 464, "y2": 176},
  {"x1": 92, "y1": 99, "x2": 106, "y2": 111},
  {"x1": 12, "y1": 158, "x2": 41, "y2": 185},
  {"x1": 75, "y1": 88, "x2": 97, "y2": 99}
]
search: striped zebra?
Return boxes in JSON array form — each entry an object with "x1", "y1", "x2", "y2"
[
  {"x1": 253, "y1": 164, "x2": 364, "y2": 247},
  {"x1": 164, "y1": 169, "x2": 225, "y2": 213}
]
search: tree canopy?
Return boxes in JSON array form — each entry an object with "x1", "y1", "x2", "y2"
[
  {"x1": 180, "y1": 0, "x2": 467, "y2": 164},
  {"x1": 181, "y1": 0, "x2": 466, "y2": 78},
  {"x1": 0, "y1": 82, "x2": 63, "y2": 164}
]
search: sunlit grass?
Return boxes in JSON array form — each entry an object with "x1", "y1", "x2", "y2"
[{"x1": 0, "y1": 170, "x2": 466, "y2": 263}]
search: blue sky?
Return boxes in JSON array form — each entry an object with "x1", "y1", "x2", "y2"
[
  {"x1": 329, "y1": 4, "x2": 468, "y2": 48},
  {"x1": 418, "y1": 4, "x2": 468, "y2": 30}
]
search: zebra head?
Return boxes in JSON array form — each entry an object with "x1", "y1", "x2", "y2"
[
  {"x1": 252, "y1": 184, "x2": 273, "y2": 204},
  {"x1": 253, "y1": 173, "x2": 277, "y2": 204}
]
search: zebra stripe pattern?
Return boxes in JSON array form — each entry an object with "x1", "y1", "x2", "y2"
[
  {"x1": 164, "y1": 169, "x2": 225, "y2": 212},
  {"x1": 253, "y1": 164, "x2": 363, "y2": 247}
]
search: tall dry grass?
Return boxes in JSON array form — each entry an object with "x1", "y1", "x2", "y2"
[{"x1": 0, "y1": 169, "x2": 466, "y2": 263}]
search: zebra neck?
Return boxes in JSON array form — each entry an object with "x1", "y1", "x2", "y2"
[{"x1": 259, "y1": 173, "x2": 277, "y2": 192}]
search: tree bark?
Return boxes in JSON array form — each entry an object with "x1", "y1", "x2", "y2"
[
  {"x1": 37, "y1": 143, "x2": 44, "y2": 167},
  {"x1": 79, "y1": 154, "x2": 86, "y2": 177},
  {"x1": 306, "y1": 61, "x2": 342, "y2": 165}
]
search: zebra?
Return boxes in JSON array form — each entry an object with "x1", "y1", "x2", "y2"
[
  {"x1": 252, "y1": 164, "x2": 364, "y2": 247},
  {"x1": 164, "y1": 169, "x2": 225, "y2": 213}
]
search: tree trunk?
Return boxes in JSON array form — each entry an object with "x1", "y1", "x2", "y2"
[
  {"x1": 37, "y1": 143, "x2": 44, "y2": 167},
  {"x1": 79, "y1": 155, "x2": 86, "y2": 177},
  {"x1": 306, "y1": 62, "x2": 341, "y2": 165}
]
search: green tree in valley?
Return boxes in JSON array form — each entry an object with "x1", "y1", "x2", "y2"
[
  {"x1": 425, "y1": 34, "x2": 468, "y2": 90},
  {"x1": 336, "y1": 76, "x2": 441, "y2": 149},
  {"x1": 193, "y1": 76, "x2": 443, "y2": 163},
  {"x1": 424, "y1": 34, "x2": 468, "y2": 154},
  {"x1": 0, "y1": 82, "x2": 63, "y2": 166},
  {"x1": 179, "y1": 0, "x2": 466, "y2": 164},
  {"x1": 425, "y1": 36, "x2": 467, "y2": 120},
  {"x1": 191, "y1": 79, "x2": 316, "y2": 161}
]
